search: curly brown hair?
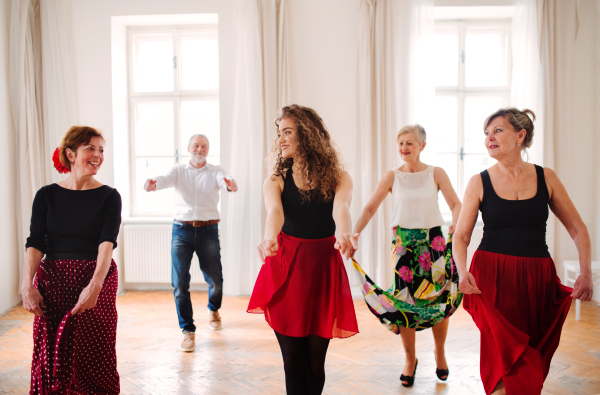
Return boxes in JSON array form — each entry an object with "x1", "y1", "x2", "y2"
[{"x1": 271, "y1": 104, "x2": 343, "y2": 202}]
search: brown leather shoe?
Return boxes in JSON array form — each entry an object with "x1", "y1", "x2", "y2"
[
  {"x1": 181, "y1": 330, "x2": 195, "y2": 352},
  {"x1": 208, "y1": 310, "x2": 222, "y2": 331}
]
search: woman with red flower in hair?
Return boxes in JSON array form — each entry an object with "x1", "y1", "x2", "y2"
[
  {"x1": 21, "y1": 126, "x2": 121, "y2": 395},
  {"x1": 352, "y1": 124, "x2": 463, "y2": 387}
]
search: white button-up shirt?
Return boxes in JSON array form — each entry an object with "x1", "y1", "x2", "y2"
[{"x1": 155, "y1": 162, "x2": 232, "y2": 221}]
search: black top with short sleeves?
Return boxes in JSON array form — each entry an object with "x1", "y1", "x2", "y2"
[{"x1": 25, "y1": 184, "x2": 122, "y2": 258}]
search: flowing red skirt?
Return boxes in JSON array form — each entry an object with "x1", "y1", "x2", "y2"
[
  {"x1": 31, "y1": 259, "x2": 119, "y2": 395},
  {"x1": 464, "y1": 250, "x2": 572, "y2": 395},
  {"x1": 247, "y1": 232, "x2": 358, "y2": 339}
]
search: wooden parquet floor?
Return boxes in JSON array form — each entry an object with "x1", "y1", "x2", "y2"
[{"x1": 1, "y1": 291, "x2": 599, "y2": 395}]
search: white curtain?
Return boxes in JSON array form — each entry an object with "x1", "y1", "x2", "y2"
[
  {"x1": 9, "y1": 0, "x2": 78, "y2": 285},
  {"x1": 40, "y1": 0, "x2": 79, "y2": 184},
  {"x1": 353, "y1": 0, "x2": 434, "y2": 289},
  {"x1": 536, "y1": 0, "x2": 600, "y2": 296},
  {"x1": 403, "y1": 0, "x2": 436, "y2": 126},
  {"x1": 222, "y1": 0, "x2": 287, "y2": 296},
  {"x1": 9, "y1": 0, "x2": 46, "y2": 284},
  {"x1": 512, "y1": 0, "x2": 544, "y2": 166}
]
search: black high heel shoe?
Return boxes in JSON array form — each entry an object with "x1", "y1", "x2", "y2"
[
  {"x1": 436, "y1": 367, "x2": 449, "y2": 381},
  {"x1": 434, "y1": 353, "x2": 449, "y2": 381},
  {"x1": 400, "y1": 359, "x2": 418, "y2": 387}
]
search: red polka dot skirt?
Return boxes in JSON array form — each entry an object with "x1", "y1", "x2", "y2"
[{"x1": 30, "y1": 259, "x2": 120, "y2": 395}]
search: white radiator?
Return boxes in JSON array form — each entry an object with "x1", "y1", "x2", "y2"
[{"x1": 123, "y1": 224, "x2": 206, "y2": 284}]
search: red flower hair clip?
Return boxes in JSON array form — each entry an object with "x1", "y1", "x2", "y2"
[{"x1": 52, "y1": 147, "x2": 70, "y2": 174}]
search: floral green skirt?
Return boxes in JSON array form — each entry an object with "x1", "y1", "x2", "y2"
[{"x1": 352, "y1": 226, "x2": 462, "y2": 333}]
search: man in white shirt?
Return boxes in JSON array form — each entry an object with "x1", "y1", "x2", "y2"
[{"x1": 144, "y1": 134, "x2": 237, "y2": 352}]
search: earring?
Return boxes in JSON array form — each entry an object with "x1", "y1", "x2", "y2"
[{"x1": 517, "y1": 143, "x2": 521, "y2": 146}]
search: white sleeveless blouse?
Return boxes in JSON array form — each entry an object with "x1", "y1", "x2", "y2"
[{"x1": 390, "y1": 165, "x2": 445, "y2": 229}]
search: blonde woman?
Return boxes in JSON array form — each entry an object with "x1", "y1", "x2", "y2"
[{"x1": 353, "y1": 124, "x2": 463, "y2": 387}]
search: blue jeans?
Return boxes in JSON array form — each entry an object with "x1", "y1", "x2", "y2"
[{"x1": 171, "y1": 220, "x2": 223, "y2": 333}]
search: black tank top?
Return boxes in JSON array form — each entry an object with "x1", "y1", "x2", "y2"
[
  {"x1": 281, "y1": 168, "x2": 336, "y2": 239},
  {"x1": 478, "y1": 164, "x2": 550, "y2": 258}
]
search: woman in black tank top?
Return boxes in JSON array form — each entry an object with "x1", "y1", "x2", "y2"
[
  {"x1": 247, "y1": 105, "x2": 359, "y2": 395},
  {"x1": 453, "y1": 108, "x2": 593, "y2": 395}
]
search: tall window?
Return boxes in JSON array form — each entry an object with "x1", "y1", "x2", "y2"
[
  {"x1": 422, "y1": 20, "x2": 511, "y2": 215},
  {"x1": 128, "y1": 26, "x2": 220, "y2": 216}
]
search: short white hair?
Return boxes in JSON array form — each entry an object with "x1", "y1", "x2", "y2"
[
  {"x1": 397, "y1": 124, "x2": 426, "y2": 144},
  {"x1": 188, "y1": 134, "x2": 210, "y2": 147}
]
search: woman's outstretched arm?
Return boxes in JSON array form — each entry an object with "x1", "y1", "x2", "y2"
[
  {"x1": 332, "y1": 171, "x2": 358, "y2": 259},
  {"x1": 257, "y1": 176, "x2": 285, "y2": 262},
  {"x1": 435, "y1": 167, "x2": 462, "y2": 234},
  {"x1": 452, "y1": 175, "x2": 482, "y2": 295},
  {"x1": 545, "y1": 168, "x2": 593, "y2": 301},
  {"x1": 72, "y1": 241, "x2": 114, "y2": 315},
  {"x1": 353, "y1": 170, "x2": 395, "y2": 235}
]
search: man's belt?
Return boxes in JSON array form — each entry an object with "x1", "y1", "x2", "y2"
[{"x1": 179, "y1": 219, "x2": 220, "y2": 227}]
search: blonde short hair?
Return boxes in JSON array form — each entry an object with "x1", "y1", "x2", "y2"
[{"x1": 397, "y1": 124, "x2": 426, "y2": 144}]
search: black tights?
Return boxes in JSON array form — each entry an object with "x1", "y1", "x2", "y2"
[{"x1": 274, "y1": 331, "x2": 331, "y2": 395}]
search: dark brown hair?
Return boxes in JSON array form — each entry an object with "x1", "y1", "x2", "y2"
[
  {"x1": 271, "y1": 105, "x2": 343, "y2": 202},
  {"x1": 59, "y1": 126, "x2": 105, "y2": 169},
  {"x1": 484, "y1": 108, "x2": 536, "y2": 149}
]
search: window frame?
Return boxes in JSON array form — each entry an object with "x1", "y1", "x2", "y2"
[
  {"x1": 126, "y1": 25, "x2": 220, "y2": 217},
  {"x1": 433, "y1": 19, "x2": 512, "y2": 201}
]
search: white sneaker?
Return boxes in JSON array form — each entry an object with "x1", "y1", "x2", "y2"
[
  {"x1": 181, "y1": 330, "x2": 195, "y2": 352},
  {"x1": 208, "y1": 310, "x2": 222, "y2": 331}
]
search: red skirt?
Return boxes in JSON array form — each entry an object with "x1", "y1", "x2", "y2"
[
  {"x1": 31, "y1": 259, "x2": 120, "y2": 395},
  {"x1": 464, "y1": 250, "x2": 572, "y2": 395},
  {"x1": 247, "y1": 232, "x2": 358, "y2": 339}
]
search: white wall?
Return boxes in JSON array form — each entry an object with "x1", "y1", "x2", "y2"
[
  {"x1": 285, "y1": 0, "x2": 360, "y2": 169},
  {"x1": 0, "y1": 0, "x2": 22, "y2": 313}
]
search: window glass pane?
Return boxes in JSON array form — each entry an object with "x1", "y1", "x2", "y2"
[
  {"x1": 133, "y1": 34, "x2": 174, "y2": 92},
  {"x1": 465, "y1": 28, "x2": 508, "y2": 87},
  {"x1": 181, "y1": 33, "x2": 219, "y2": 90},
  {"x1": 135, "y1": 102, "x2": 174, "y2": 156},
  {"x1": 463, "y1": 95, "x2": 503, "y2": 184},
  {"x1": 421, "y1": 95, "x2": 459, "y2": 215},
  {"x1": 433, "y1": 27, "x2": 459, "y2": 87},
  {"x1": 135, "y1": 157, "x2": 175, "y2": 214},
  {"x1": 464, "y1": 95, "x2": 506, "y2": 154},
  {"x1": 180, "y1": 100, "x2": 220, "y2": 157}
]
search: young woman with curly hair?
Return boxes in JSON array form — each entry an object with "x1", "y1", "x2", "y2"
[{"x1": 248, "y1": 104, "x2": 359, "y2": 395}]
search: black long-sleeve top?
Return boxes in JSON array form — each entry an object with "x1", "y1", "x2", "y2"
[{"x1": 25, "y1": 184, "x2": 122, "y2": 256}]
